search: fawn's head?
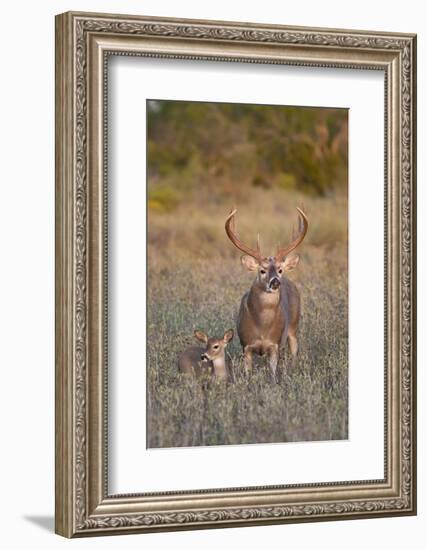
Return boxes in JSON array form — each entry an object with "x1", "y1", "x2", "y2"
[
  {"x1": 225, "y1": 207, "x2": 308, "y2": 293},
  {"x1": 194, "y1": 329, "x2": 234, "y2": 361}
]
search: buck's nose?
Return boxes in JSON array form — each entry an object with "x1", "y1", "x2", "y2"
[
  {"x1": 201, "y1": 353, "x2": 208, "y2": 361},
  {"x1": 269, "y1": 277, "x2": 281, "y2": 290}
]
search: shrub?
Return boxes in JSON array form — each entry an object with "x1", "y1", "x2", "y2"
[{"x1": 148, "y1": 185, "x2": 180, "y2": 213}]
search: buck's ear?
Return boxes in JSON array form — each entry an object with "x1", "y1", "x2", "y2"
[
  {"x1": 194, "y1": 330, "x2": 208, "y2": 344},
  {"x1": 223, "y1": 329, "x2": 234, "y2": 344},
  {"x1": 241, "y1": 255, "x2": 259, "y2": 271},
  {"x1": 281, "y1": 254, "x2": 300, "y2": 272}
]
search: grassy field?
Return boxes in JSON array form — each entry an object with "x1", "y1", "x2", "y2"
[{"x1": 147, "y1": 188, "x2": 348, "y2": 448}]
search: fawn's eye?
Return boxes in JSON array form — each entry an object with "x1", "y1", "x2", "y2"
[
  {"x1": 278, "y1": 269, "x2": 283, "y2": 274},
  {"x1": 213, "y1": 344, "x2": 219, "y2": 350},
  {"x1": 260, "y1": 269, "x2": 266, "y2": 275}
]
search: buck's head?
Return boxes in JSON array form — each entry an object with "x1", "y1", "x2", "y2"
[
  {"x1": 194, "y1": 329, "x2": 234, "y2": 361},
  {"x1": 225, "y1": 207, "x2": 308, "y2": 294}
]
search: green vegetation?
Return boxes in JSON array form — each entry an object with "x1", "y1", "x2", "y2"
[
  {"x1": 148, "y1": 185, "x2": 179, "y2": 212},
  {"x1": 147, "y1": 100, "x2": 348, "y2": 210},
  {"x1": 146, "y1": 101, "x2": 348, "y2": 448}
]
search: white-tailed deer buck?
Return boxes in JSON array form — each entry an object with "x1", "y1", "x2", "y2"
[
  {"x1": 178, "y1": 329, "x2": 234, "y2": 381},
  {"x1": 225, "y1": 207, "x2": 308, "y2": 380}
]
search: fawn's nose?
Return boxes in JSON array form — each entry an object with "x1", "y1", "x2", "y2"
[{"x1": 269, "y1": 277, "x2": 281, "y2": 290}]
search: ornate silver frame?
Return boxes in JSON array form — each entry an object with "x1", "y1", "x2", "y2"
[{"x1": 55, "y1": 11, "x2": 417, "y2": 537}]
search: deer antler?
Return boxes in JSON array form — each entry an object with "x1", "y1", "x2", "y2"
[
  {"x1": 276, "y1": 207, "x2": 308, "y2": 260},
  {"x1": 225, "y1": 209, "x2": 263, "y2": 263}
]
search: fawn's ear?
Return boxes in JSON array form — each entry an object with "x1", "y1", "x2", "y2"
[
  {"x1": 241, "y1": 254, "x2": 259, "y2": 272},
  {"x1": 281, "y1": 254, "x2": 300, "y2": 272},
  {"x1": 223, "y1": 329, "x2": 234, "y2": 344},
  {"x1": 194, "y1": 330, "x2": 208, "y2": 344}
]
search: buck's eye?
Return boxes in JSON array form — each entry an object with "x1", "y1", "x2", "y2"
[
  {"x1": 213, "y1": 344, "x2": 219, "y2": 350},
  {"x1": 278, "y1": 269, "x2": 283, "y2": 274},
  {"x1": 260, "y1": 269, "x2": 266, "y2": 275}
]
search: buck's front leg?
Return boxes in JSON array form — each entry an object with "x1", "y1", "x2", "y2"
[
  {"x1": 243, "y1": 344, "x2": 256, "y2": 376},
  {"x1": 267, "y1": 343, "x2": 279, "y2": 383},
  {"x1": 285, "y1": 331, "x2": 298, "y2": 374}
]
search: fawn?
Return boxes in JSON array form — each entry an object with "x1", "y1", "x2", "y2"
[{"x1": 178, "y1": 329, "x2": 234, "y2": 381}]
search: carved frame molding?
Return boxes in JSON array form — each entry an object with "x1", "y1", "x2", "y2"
[{"x1": 55, "y1": 11, "x2": 416, "y2": 537}]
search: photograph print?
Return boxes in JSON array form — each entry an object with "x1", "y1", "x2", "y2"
[{"x1": 146, "y1": 99, "x2": 348, "y2": 449}]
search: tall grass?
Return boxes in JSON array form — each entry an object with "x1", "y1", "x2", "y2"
[{"x1": 147, "y1": 188, "x2": 348, "y2": 448}]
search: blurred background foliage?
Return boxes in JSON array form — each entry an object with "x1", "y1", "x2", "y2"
[
  {"x1": 147, "y1": 100, "x2": 348, "y2": 213},
  {"x1": 147, "y1": 99, "x2": 348, "y2": 260}
]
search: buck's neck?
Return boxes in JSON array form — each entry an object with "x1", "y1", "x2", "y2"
[
  {"x1": 248, "y1": 280, "x2": 281, "y2": 309},
  {"x1": 246, "y1": 281, "x2": 282, "y2": 333}
]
